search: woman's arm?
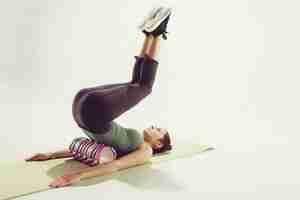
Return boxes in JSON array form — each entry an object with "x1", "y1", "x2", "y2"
[
  {"x1": 77, "y1": 142, "x2": 153, "y2": 180},
  {"x1": 50, "y1": 149, "x2": 73, "y2": 159},
  {"x1": 26, "y1": 149, "x2": 73, "y2": 161}
]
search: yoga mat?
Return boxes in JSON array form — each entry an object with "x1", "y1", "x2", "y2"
[{"x1": 0, "y1": 142, "x2": 214, "y2": 200}]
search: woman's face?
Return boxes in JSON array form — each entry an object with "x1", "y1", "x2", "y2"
[{"x1": 143, "y1": 125, "x2": 168, "y2": 149}]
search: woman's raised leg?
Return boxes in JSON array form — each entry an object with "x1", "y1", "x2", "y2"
[
  {"x1": 139, "y1": 35, "x2": 153, "y2": 57},
  {"x1": 147, "y1": 36, "x2": 161, "y2": 61},
  {"x1": 72, "y1": 34, "x2": 163, "y2": 134}
]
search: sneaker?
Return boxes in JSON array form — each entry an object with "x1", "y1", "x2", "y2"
[
  {"x1": 138, "y1": 6, "x2": 164, "y2": 31},
  {"x1": 140, "y1": 7, "x2": 172, "y2": 40}
]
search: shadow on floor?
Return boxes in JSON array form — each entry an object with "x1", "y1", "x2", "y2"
[
  {"x1": 46, "y1": 145, "x2": 215, "y2": 191},
  {"x1": 46, "y1": 158, "x2": 185, "y2": 192}
]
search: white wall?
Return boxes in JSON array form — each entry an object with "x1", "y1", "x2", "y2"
[{"x1": 0, "y1": 0, "x2": 299, "y2": 167}]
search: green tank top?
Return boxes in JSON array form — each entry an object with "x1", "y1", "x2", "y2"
[{"x1": 81, "y1": 121, "x2": 144, "y2": 157}]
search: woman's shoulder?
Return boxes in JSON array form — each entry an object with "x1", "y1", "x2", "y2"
[
  {"x1": 125, "y1": 128, "x2": 145, "y2": 147},
  {"x1": 125, "y1": 128, "x2": 142, "y2": 137}
]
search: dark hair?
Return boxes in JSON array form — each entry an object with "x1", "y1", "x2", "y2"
[{"x1": 152, "y1": 131, "x2": 172, "y2": 155}]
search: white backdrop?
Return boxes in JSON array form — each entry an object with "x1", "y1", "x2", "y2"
[{"x1": 0, "y1": 0, "x2": 299, "y2": 199}]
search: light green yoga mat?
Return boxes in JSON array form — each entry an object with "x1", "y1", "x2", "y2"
[{"x1": 0, "y1": 142, "x2": 214, "y2": 200}]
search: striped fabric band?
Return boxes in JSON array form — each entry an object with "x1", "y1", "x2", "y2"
[{"x1": 69, "y1": 137, "x2": 117, "y2": 166}]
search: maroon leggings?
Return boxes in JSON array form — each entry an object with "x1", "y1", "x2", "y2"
[{"x1": 72, "y1": 55, "x2": 159, "y2": 134}]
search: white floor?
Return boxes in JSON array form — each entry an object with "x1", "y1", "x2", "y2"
[{"x1": 16, "y1": 141, "x2": 300, "y2": 200}]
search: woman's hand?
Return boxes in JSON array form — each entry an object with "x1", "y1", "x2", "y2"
[
  {"x1": 25, "y1": 153, "x2": 53, "y2": 161},
  {"x1": 49, "y1": 173, "x2": 82, "y2": 188}
]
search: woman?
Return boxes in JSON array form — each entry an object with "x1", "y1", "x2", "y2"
[{"x1": 26, "y1": 6, "x2": 173, "y2": 188}]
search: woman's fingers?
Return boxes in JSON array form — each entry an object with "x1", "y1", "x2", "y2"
[
  {"x1": 25, "y1": 153, "x2": 51, "y2": 161},
  {"x1": 25, "y1": 154, "x2": 38, "y2": 161},
  {"x1": 49, "y1": 173, "x2": 81, "y2": 188}
]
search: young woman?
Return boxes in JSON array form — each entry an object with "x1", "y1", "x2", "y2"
[{"x1": 26, "y1": 6, "x2": 173, "y2": 188}]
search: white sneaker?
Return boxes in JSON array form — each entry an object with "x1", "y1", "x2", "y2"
[
  {"x1": 138, "y1": 7, "x2": 172, "y2": 32},
  {"x1": 138, "y1": 6, "x2": 164, "y2": 30}
]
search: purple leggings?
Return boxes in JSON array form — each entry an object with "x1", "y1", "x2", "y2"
[{"x1": 72, "y1": 55, "x2": 159, "y2": 134}]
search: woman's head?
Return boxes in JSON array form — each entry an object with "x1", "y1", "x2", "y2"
[{"x1": 143, "y1": 125, "x2": 172, "y2": 154}]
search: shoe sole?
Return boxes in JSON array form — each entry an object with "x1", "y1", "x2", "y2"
[
  {"x1": 142, "y1": 8, "x2": 171, "y2": 32},
  {"x1": 139, "y1": 7, "x2": 172, "y2": 32}
]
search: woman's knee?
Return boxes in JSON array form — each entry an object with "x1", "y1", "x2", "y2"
[
  {"x1": 74, "y1": 88, "x2": 91, "y2": 101},
  {"x1": 72, "y1": 88, "x2": 91, "y2": 110},
  {"x1": 72, "y1": 88, "x2": 92, "y2": 128}
]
